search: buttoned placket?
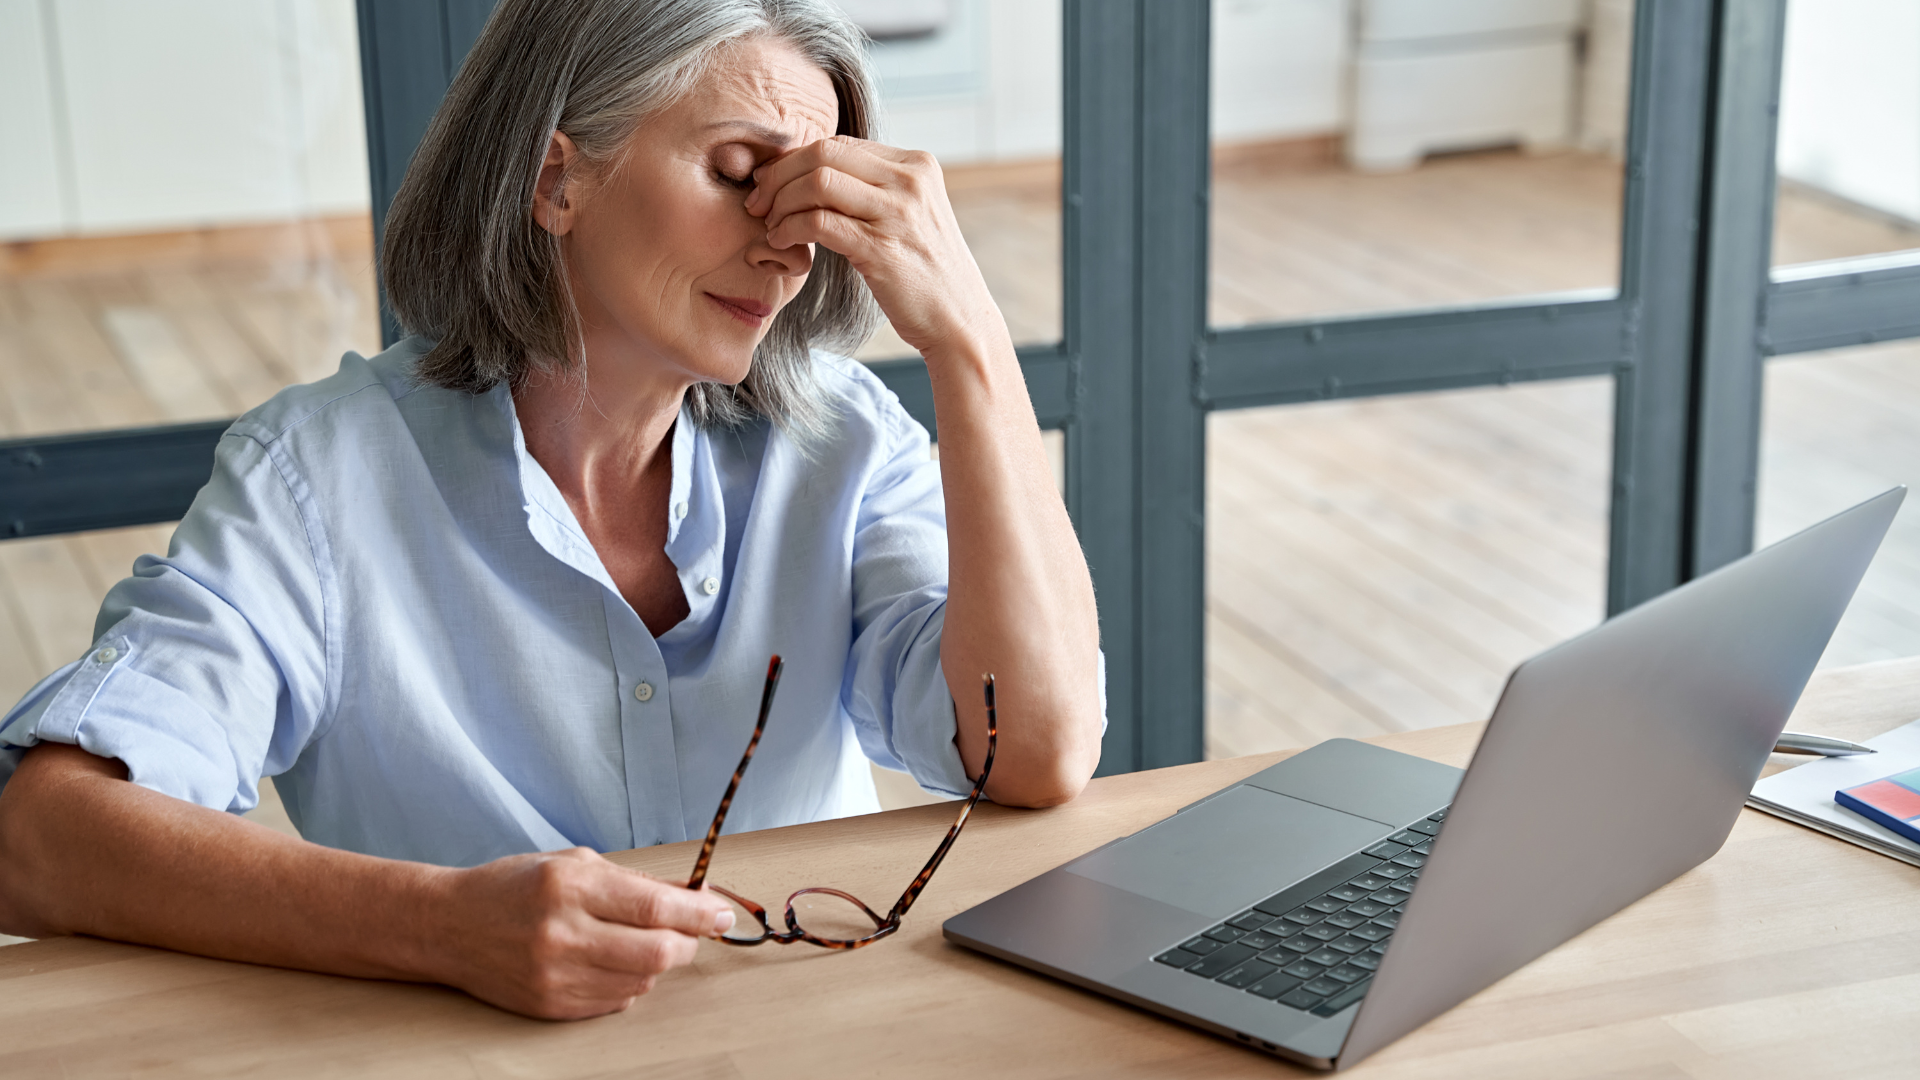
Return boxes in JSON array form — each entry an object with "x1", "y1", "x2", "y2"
[
  {"x1": 602, "y1": 589, "x2": 681, "y2": 848},
  {"x1": 504, "y1": 389, "x2": 689, "y2": 850},
  {"x1": 653, "y1": 413, "x2": 744, "y2": 839},
  {"x1": 664, "y1": 415, "x2": 729, "y2": 619}
]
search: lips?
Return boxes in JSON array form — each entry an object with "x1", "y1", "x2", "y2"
[{"x1": 706, "y1": 293, "x2": 774, "y2": 325}]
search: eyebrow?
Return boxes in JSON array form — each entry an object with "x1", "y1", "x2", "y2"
[{"x1": 700, "y1": 121, "x2": 799, "y2": 148}]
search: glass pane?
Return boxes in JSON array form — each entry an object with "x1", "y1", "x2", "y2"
[
  {"x1": 1206, "y1": 378, "x2": 1611, "y2": 759},
  {"x1": 1207, "y1": 0, "x2": 1633, "y2": 328},
  {"x1": 0, "y1": 0, "x2": 378, "y2": 440},
  {"x1": 1773, "y1": 0, "x2": 1920, "y2": 268},
  {"x1": 850, "y1": 0, "x2": 1062, "y2": 359},
  {"x1": 0, "y1": 524, "x2": 170, "y2": 710},
  {"x1": 1759, "y1": 342, "x2": 1920, "y2": 667}
]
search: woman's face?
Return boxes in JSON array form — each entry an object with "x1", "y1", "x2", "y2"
[{"x1": 536, "y1": 37, "x2": 838, "y2": 389}]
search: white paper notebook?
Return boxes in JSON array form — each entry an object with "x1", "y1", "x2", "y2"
[{"x1": 1747, "y1": 717, "x2": 1920, "y2": 867}]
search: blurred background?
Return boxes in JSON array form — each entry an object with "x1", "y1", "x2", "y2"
[{"x1": 0, "y1": 0, "x2": 1916, "y2": 836}]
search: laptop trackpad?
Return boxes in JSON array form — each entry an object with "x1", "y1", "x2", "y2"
[{"x1": 1065, "y1": 785, "x2": 1394, "y2": 918}]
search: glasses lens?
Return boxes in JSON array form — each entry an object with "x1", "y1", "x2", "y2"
[
  {"x1": 715, "y1": 889, "x2": 768, "y2": 944},
  {"x1": 787, "y1": 889, "x2": 887, "y2": 945}
]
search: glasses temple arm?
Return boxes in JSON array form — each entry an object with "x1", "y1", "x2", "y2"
[
  {"x1": 688, "y1": 655, "x2": 784, "y2": 891},
  {"x1": 887, "y1": 674, "x2": 999, "y2": 923}
]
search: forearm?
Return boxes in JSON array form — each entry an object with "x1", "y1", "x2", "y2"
[
  {"x1": 0, "y1": 744, "x2": 451, "y2": 981},
  {"x1": 746, "y1": 135, "x2": 1102, "y2": 801},
  {"x1": 926, "y1": 324, "x2": 1103, "y2": 805}
]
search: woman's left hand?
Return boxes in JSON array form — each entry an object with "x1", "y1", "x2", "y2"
[
  {"x1": 746, "y1": 136, "x2": 998, "y2": 357},
  {"x1": 752, "y1": 136, "x2": 1104, "y2": 809}
]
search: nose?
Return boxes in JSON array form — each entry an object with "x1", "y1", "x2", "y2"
[{"x1": 746, "y1": 231, "x2": 813, "y2": 279}]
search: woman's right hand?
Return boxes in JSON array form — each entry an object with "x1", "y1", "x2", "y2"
[
  {"x1": 428, "y1": 846, "x2": 736, "y2": 1020},
  {"x1": 1, "y1": 746, "x2": 736, "y2": 1022}
]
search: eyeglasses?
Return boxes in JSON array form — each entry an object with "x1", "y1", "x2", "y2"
[{"x1": 686, "y1": 655, "x2": 998, "y2": 948}]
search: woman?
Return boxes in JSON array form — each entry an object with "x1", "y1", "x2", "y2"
[{"x1": 0, "y1": 0, "x2": 1101, "y2": 1020}]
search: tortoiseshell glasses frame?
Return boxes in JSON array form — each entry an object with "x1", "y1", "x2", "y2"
[{"x1": 686, "y1": 655, "x2": 998, "y2": 948}]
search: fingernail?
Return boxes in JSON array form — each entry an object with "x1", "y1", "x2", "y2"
[{"x1": 713, "y1": 909, "x2": 735, "y2": 935}]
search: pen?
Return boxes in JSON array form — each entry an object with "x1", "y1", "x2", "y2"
[{"x1": 1772, "y1": 731, "x2": 1876, "y2": 756}]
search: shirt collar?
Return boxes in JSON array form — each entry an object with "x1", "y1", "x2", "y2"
[
  {"x1": 495, "y1": 385, "x2": 724, "y2": 595},
  {"x1": 496, "y1": 384, "x2": 620, "y2": 596},
  {"x1": 663, "y1": 407, "x2": 724, "y2": 571}
]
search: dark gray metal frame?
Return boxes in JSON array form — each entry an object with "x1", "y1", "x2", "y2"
[
  {"x1": 1, "y1": 0, "x2": 1904, "y2": 775},
  {"x1": 358, "y1": 0, "x2": 496, "y2": 347}
]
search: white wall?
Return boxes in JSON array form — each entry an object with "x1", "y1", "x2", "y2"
[
  {"x1": 871, "y1": 0, "x2": 1062, "y2": 163},
  {"x1": 286, "y1": 0, "x2": 372, "y2": 218},
  {"x1": 882, "y1": 0, "x2": 1600, "y2": 164},
  {"x1": 1776, "y1": 0, "x2": 1920, "y2": 223},
  {"x1": 0, "y1": 0, "x2": 70, "y2": 237},
  {"x1": 1212, "y1": 0, "x2": 1349, "y2": 143},
  {"x1": 1577, "y1": 0, "x2": 1634, "y2": 157},
  {"x1": 982, "y1": 0, "x2": 1064, "y2": 159},
  {"x1": 875, "y1": 0, "x2": 1351, "y2": 163},
  {"x1": 4, "y1": 0, "x2": 1641, "y2": 238},
  {"x1": 0, "y1": 0, "x2": 369, "y2": 241}
]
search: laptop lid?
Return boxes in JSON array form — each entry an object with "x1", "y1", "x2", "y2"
[{"x1": 1338, "y1": 487, "x2": 1905, "y2": 1066}]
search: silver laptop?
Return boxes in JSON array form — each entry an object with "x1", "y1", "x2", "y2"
[{"x1": 945, "y1": 487, "x2": 1904, "y2": 1069}]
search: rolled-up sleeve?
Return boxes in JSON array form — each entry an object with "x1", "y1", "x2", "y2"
[
  {"x1": 0, "y1": 431, "x2": 332, "y2": 815},
  {"x1": 839, "y1": 403, "x2": 974, "y2": 798}
]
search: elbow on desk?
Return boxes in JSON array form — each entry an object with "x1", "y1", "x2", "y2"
[
  {"x1": 981, "y1": 710, "x2": 1103, "y2": 809},
  {"x1": 990, "y1": 776, "x2": 1086, "y2": 809},
  {"x1": 0, "y1": 786, "x2": 57, "y2": 940},
  {"x1": 0, "y1": 743, "x2": 132, "y2": 940}
]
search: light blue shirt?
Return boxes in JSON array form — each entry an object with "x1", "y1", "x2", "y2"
[{"x1": 0, "y1": 339, "x2": 988, "y2": 866}]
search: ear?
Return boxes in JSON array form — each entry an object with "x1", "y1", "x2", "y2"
[{"x1": 533, "y1": 131, "x2": 582, "y2": 236}]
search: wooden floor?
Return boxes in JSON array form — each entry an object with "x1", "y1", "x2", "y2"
[
  {"x1": 1206, "y1": 377, "x2": 1613, "y2": 756},
  {"x1": 1211, "y1": 142, "x2": 1625, "y2": 325},
  {"x1": 3, "y1": 147, "x2": 1919, "y2": 789},
  {"x1": 1762, "y1": 340, "x2": 1920, "y2": 666}
]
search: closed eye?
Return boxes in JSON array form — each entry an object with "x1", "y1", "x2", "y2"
[{"x1": 716, "y1": 169, "x2": 755, "y2": 191}]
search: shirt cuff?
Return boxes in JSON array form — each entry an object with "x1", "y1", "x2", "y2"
[
  {"x1": 0, "y1": 635, "x2": 242, "y2": 811},
  {"x1": 892, "y1": 669, "x2": 974, "y2": 800}
]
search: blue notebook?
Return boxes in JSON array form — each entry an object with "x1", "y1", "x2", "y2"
[
  {"x1": 1835, "y1": 766, "x2": 1920, "y2": 845},
  {"x1": 1748, "y1": 717, "x2": 1920, "y2": 868}
]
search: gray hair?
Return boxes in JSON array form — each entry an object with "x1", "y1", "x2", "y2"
[{"x1": 380, "y1": 0, "x2": 882, "y2": 437}]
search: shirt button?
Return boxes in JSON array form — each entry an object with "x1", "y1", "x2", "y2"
[
  {"x1": 701, "y1": 576, "x2": 720, "y2": 595},
  {"x1": 674, "y1": 501, "x2": 689, "y2": 518},
  {"x1": 633, "y1": 681, "x2": 654, "y2": 702},
  {"x1": 94, "y1": 646, "x2": 119, "y2": 664}
]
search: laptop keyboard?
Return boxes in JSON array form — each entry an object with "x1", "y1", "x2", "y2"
[{"x1": 1152, "y1": 807, "x2": 1447, "y2": 1018}]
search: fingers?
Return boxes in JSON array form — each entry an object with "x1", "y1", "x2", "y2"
[
  {"x1": 759, "y1": 167, "x2": 891, "y2": 233},
  {"x1": 483, "y1": 949, "x2": 660, "y2": 1021},
  {"x1": 746, "y1": 136, "x2": 932, "y2": 219},
  {"x1": 582, "y1": 922, "x2": 703, "y2": 980},
  {"x1": 765, "y1": 208, "x2": 877, "y2": 260},
  {"x1": 579, "y1": 857, "x2": 736, "y2": 939},
  {"x1": 741, "y1": 135, "x2": 995, "y2": 356},
  {"x1": 437, "y1": 849, "x2": 734, "y2": 1021}
]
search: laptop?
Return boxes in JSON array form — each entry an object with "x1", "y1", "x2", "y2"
[{"x1": 945, "y1": 487, "x2": 1905, "y2": 1069}]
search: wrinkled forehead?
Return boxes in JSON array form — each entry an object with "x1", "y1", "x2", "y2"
[{"x1": 687, "y1": 37, "x2": 839, "y2": 147}]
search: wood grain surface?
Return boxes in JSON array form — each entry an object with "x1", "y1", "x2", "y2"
[{"x1": 4, "y1": 657, "x2": 1917, "y2": 1079}]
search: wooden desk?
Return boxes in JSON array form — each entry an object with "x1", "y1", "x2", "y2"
[{"x1": 5, "y1": 659, "x2": 1919, "y2": 1078}]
